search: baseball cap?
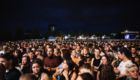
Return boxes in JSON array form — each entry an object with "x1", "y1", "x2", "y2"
[
  {"x1": 35, "y1": 49, "x2": 42, "y2": 53},
  {"x1": 119, "y1": 47, "x2": 131, "y2": 58}
]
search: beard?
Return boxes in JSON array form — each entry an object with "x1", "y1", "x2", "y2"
[{"x1": 48, "y1": 54, "x2": 53, "y2": 59}]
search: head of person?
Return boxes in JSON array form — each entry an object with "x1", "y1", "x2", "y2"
[
  {"x1": 28, "y1": 50, "x2": 35, "y2": 59},
  {"x1": 78, "y1": 63, "x2": 93, "y2": 76},
  {"x1": 126, "y1": 64, "x2": 139, "y2": 79},
  {"x1": 71, "y1": 49, "x2": 76, "y2": 57},
  {"x1": 76, "y1": 73, "x2": 94, "y2": 80},
  {"x1": 54, "y1": 48, "x2": 59, "y2": 56},
  {"x1": 84, "y1": 57, "x2": 91, "y2": 64},
  {"x1": 47, "y1": 47, "x2": 54, "y2": 58},
  {"x1": 83, "y1": 47, "x2": 89, "y2": 55},
  {"x1": 0, "y1": 52, "x2": 15, "y2": 69},
  {"x1": 14, "y1": 50, "x2": 22, "y2": 63},
  {"x1": 63, "y1": 59, "x2": 75, "y2": 71},
  {"x1": 118, "y1": 47, "x2": 131, "y2": 60},
  {"x1": 0, "y1": 63, "x2": 6, "y2": 79},
  {"x1": 61, "y1": 49, "x2": 71, "y2": 60},
  {"x1": 22, "y1": 56, "x2": 30, "y2": 66},
  {"x1": 77, "y1": 46, "x2": 81, "y2": 51},
  {"x1": 31, "y1": 47, "x2": 36, "y2": 52},
  {"x1": 62, "y1": 59, "x2": 78, "y2": 74},
  {"x1": 101, "y1": 55, "x2": 110, "y2": 65},
  {"x1": 30, "y1": 59, "x2": 43, "y2": 74},
  {"x1": 35, "y1": 49, "x2": 42, "y2": 56},
  {"x1": 3, "y1": 46, "x2": 8, "y2": 53},
  {"x1": 78, "y1": 55, "x2": 84, "y2": 62},
  {"x1": 73, "y1": 45, "x2": 77, "y2": 49},
  {"x1": 19, "y1": 73, "x2": 38, "y2": 80},
  {"x1": 131, "y1": 47, "x2": 136, "y2": 54},
  {"x1": 94, "y1": 48, "x2": 100, "y2": 57},
  {"x1": 135, "y1": 56, "x2": 140, "y2": 63}
]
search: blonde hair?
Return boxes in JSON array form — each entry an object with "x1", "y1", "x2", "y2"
[
  {"x1": 80, "y1": 68, "x2": 93, "y2": 76},
  {"x1": 80, "y1": 63, "x2": 93, "y2": 76},
  {"x1": 126, "y1": 64, "x2": 138, "y2": 73}
]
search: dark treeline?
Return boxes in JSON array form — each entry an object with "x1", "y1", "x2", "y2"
[{"x1": 0, "y1": 27, "x2": 124, "y2": 41}]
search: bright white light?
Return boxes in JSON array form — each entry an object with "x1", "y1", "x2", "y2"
[
  {"x1": 125, "y1": 30, "x2": 128, "y2": 32},
  {"x1": 79, "y1": 36, "x2": 82, "y2": 39},
  {"x1": 65, "y1": 36, "x2": 68, "y2": 39},
  {"x1": 91, "y1": 36, "x2": 94, "y2": 38}
]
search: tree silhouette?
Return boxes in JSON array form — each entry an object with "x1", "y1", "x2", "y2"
[
  {"x1": 30, "y1": 27, "x2": 42, "y2": 39},
  {"x1": 68, "y1": 30, "x2": 74, "y2": 36},
  {"x1": 57, "y1": 31, "x2": 63, "y2": 37},
  {"x1": 95, "y1": 31, "x2": 102, "y2": 37},
  {"x1": 44, "y1": 30, "x2": 51, "y2": 39},
  {"x1": 14, "y1": 27, "x2": 25, "y2": 40},
  {"x1": 77, "y1": 30, "x2": 83, "y2": 36},
  {"x1": 115, "y1": 30, "x2": 123, "y2": 39},
  {"x1": 88, "y1": 31, "x2": 93, "y2": 36},
  {"x1": 103, "y1": 30, "x2": 109, "y2": 36}
]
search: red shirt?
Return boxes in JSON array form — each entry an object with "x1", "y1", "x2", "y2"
[{"x1": 44, "y1": 56, "x2": 62, "y2": 75}]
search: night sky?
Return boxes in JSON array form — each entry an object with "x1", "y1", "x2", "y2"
[{"x1": 0, "y1": 0, "x2": 140, "y2": 36}]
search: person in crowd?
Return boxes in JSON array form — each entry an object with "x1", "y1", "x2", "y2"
[
  {"x1": 14, "y1": 50, "x2": 22, "y2": 65},
  {"x1": 71, "y1": 49, "x2": 79, "y2": 65},
  {"x1": 78, "y1": 55, "x2": 84, "y2": 67},
  {"x1": 76, "y1": 46, "x2": 81, "y2": 57},
  {"x1": 91, "y1": 48, "x2": 101, "y2": 80},
  {"x1": 0, "y1": 52, "x2": 21, "y2": 80},
  {"x1": 76, "y1": 73, "x2": 94, "y2": 80},
  {"x1": 20, "y1": 47, "x2": 26, "y2": 55},
  {"x1": 28, "y1": 50, "x2": 36, "y2": 64},
  {"x1": 53, "y1": 59, "x2": 78, "y2": 80},
  {"x1": 0, "y1": 46, "x2": 8, "y2": 55},
  {"x1": 114, "y1": 47, "x2": 133, "y2": 78},
  {"x1": 44, "y1": 47, "x2": 62, "y2": 75},
  {"x1": 54, "y1": 48, "x2": 60, "y2": 57},
  {"x1": 21, "y1": 56, "x2": 30, "y2": 74},
  {"x1": 0, "y1": 63, "x2": 6, "y2": 80},
  {"x1": 79, "y1": 63, "x2": 94, "y2": 77},
  {"x1": 30, "y1": 59, "x2": 50, "y2": 80},
  {"x1": 134, "y1": 55, "x2": 140, "y2": 68},
  {"x1": 131, "y1": 47, "x2": 137, "y2": 62},
  {"x1": 97, "y1": 55, "x2": 116, "y2": 80},
  {"x1": 117, "y1": 64, "x2": 139, "y2": 80},
  {"x1": 35, "y1": 49, "x2": 44, "y2": 61},
  {"x1": 83, "y1": 47, "x2": 92, "y2": 60},
  {"x1": 19, "y1": 73, "x2": 38, "y2": 80}
]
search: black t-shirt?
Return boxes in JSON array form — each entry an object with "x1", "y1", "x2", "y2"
[
  {"x1": 22, "y1": 65, "x2": 30, "y2": 74},
  {"x1": 5, "y1": 67, "x2": 21, "y2": 80}
]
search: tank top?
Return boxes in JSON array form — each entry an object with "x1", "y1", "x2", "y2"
[
  {"x1": 60, "y1": 69, "x2": 74, "y2": 80},
  {"x1": 93, "y1": 57, "x2": 101, "y2": 66}
]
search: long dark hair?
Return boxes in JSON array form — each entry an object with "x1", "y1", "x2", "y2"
[
  {"x1": 66, "y1": 59, "x2": 79, "y2": 75},
  {"x1": 100, "y1": 64, "x2": 116, "y2": 80},
  {"x1": 30, "y1": 59, "x2": 43, "y2": 79},
  {"x1": 80, "y1": 73, "x2": 94, "y2": 80},
  {"x1": 30, "y1": 59, "x2": 43, "y2": 73}
]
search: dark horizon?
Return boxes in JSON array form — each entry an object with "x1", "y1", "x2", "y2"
[{"x1": 0, "y1": 0, "x2": 140, "y2": 36}]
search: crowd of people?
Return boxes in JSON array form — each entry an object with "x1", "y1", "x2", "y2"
[{"x1": 0, "y1": 40, "x2": 140, "y2": 80}]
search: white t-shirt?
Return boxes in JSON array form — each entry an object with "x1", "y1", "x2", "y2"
[{"x1": 118, "y1": 60, "x2": 133, "y2": 75}]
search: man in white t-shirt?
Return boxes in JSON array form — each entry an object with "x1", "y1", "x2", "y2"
[{"x1": 116, "y1": 47, "x2": 133, "y2": 78}]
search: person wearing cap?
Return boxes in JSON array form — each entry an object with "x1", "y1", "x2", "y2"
[
  {"x1": 35, "y1": 49, "x2": 44, "y2": 61},
  {"x1": 115, "y1": 47, "x2": 133, "y2": 78}
]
